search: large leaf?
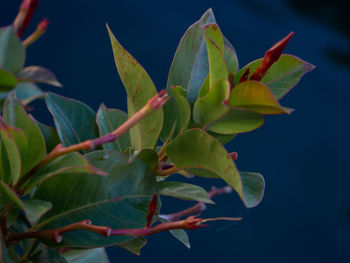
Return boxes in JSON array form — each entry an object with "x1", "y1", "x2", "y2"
[
  {"x1": 107, "y1": 25, "x2": 163, "y2": 150},
  {"x1": 63, "y1": 248, "x2": 109, "y2": 263},
  {"x1": 0, "y1": 181, "x2": 24, "y2": 210},
  {"x1": 159, "y1": 216, "x2": 190, "y2": 249},
  {"x1": 96, "y1": 104, "x2": 130, "y2": 152},
  {"x1": 0, "y1": 69, "x2": 17, "y2": 91},
  {"x1": 0, "y1": 26, "x2": 25, "y2": 74},
  {"x1": 165, "y1": 129, "x2": 264, "y2": 207},
  {"x1": 3, "y1": 93, "x2": 46, "y2": 175},
  {"x1": 24, "y1": 152, "x2": 105, "y2": 193},
  {"x1": 17, "y1": 66, "x2": 62, "y2": 87},
  {"x1": 46, "y1": 93, "x2": 99, "y2": 148},
  {"x1": 158, "y1": 181, "x2": 213, "y2": 203},
  {"x1": 33, "y1": 150, "x2": 158, "y2": 247},
  {"x1": 0, "y1": 127, "x2": 22, "y2": 184},
  {"x1": 228, "y1": 80, "x2": 292, "y2": 114},
  {"x1": 234, "y1": 54, "x2": 315, "y2": 99}
]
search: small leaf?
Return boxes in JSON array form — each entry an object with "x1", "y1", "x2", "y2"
[
  {"x1": 223, "y1": 37, "x2": 239, "y2": 74},
  {"x1": 23, "y1": 199, "x2": 53, "y2": 225},
  {"x1": 117, "y1": 237, "x2": 147, "y2": 256},
  {"x1": 63, "y1": 248, "x2": 110, "y2": 263},
  {"x1": 96, "y1": 104, "x2": 130, "y2": 152},
  {"x1": 0, "y1": 26, "x2": 25, "y2": 74},
  {"x1": 0, "y1": 181, "x2": 24, "y2": 210},
  {"x1": 240, "y1": 172, "x2": 265, "y2": 208},
  {"x1": 193, "y1": 79, "x2": 230, "y2": 128},
  {"x1": 0, "y1": 69, "x2": 17, "y2": 91},
  {"x1": 207, "y1": 130, "x2": 236, "y2": 144},
  {"x1": 228, "y1": 80, "x2": 292, "y2": 114},
  {"x1": 161, "y1": 86, "x2": 191, "y2": 141},
  {"x1": 0, "y1": 128, "x2": 22, "y2": 184},
  {"x1": 30, "y1": 247, "x2": 68, "y2": 263},
  {"x1": 13, "y1": 82, "x2": 43, "y2": 105},
  {"x1": 17, "y1": 66, "x2": 62, "y2": 87},
  {"x1": 133, "y1": 149, "x2": 159, "y2": 170},
  {"x1": 235, "y1": 54, "x2": 315, "y2": 99},
  {"x1": 158, "y1": 181, "x2": 214, "y2": 203},
  {"x1": 36, "y1": 121, "x2": 60, "y2": 153},
  {"x1": 107, "y1": 25, "x2": 163, "y2": 150},
  {"x1": 165, "y1": 129, "x2": 263, "y2": 207},
  {"x1": 46, "y1": 93, "x2": 99, "y2": 148},
  {"x1": 159, "y1": 216, "x2": 190, "y2": 249},
  {"x1": 3, "y1": 93, "x2": 46, "y2": 175}
]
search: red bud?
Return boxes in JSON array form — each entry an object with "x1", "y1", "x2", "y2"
[
  {"x1": 239, "y1": 68, "x2": 250, "y2": 83},
  {"x1": 250, "y1": 32, "x2": 294, "y2": 81},
  {"x1": 17, "y1": 0, "x2": 39, "y2": 36},
  {"x1": 37, "y1": 18, "x2": 49, "y2": 32},
  {"x1": 146, "y1": 193, "x2": 158, "y2": 228}
]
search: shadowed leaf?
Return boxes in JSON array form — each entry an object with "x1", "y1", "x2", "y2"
[{"x1": 17, "y1": 66, "x2": 62, "y2": 87}]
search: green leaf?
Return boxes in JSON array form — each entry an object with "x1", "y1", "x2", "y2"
[
  {"x1": 159, "y1": 217, "x2": 190, "y2": 249},
  {"x1": 165, "y1": 129, "x2": 264, "y2": 207},
  {"x1": 107, "y1": 25, "x2": 163, "y2": 150},
  {"x1": 13, "y1": 82, "x2": 43, "y2": 105},
  {"x1": 0, "y1": 128, "x2": 22, "y2": 184},
  {"x1": 228, "y1": 80, "x2": 292, "y2": 114},
  {"x1": 63, "y1": 248, "x2": 109, "y2": 263},
  {"x1": 161, "y1": 86, "x2": 191, "y2": 141},
  {"x1": 3, "y1": 93, "x2": 46, "y2": 175},
  {"x1": 240, "y1": 172, "x2": 265, "y2": 207},
  {"x1": 25, "y1": 152, "x2": 105, "y2": 193},
  {"x1": 36, "y1": 121, "x2": 60, "y2": 153},
  {"x1": 207, "y1": 130, "x2": 236, "y2": 144},
  {"x1": 31, "y1": 247, "x2": 68, "y2": 263},
  {"x1": 33, "y1": 150, "x2": 158, "y2": 247},
  {"x1": 193, "y1": 79, "x2": 230, "y2": 128},
  {"x1": 1, "y1": 230, "x2": 15, "y2": 263},
  {"x1": 117, "y1": 237, "x2": 147, "y2": 256},
  {"x1": 0, "y1": 69, "x2": 17, "y2": 91},
  {"x1": 235, "y1": 54, "x2": 315, "y2": 99},
  {"x1": 17, "y1": 66, "x2": 62, "y2": 87},
  {"x1": 96, "y1": 104, "x2": 130, "y2": 152},
  {"x1": 23, "y1": 200, "x2": 53, "y2": 225},
  {"x1": 158, "y1": 181, "x2": 213, "y2": 203},
  {"x1": 46, "y1": 93, "x2": 99, "y2": 148},
  {"x1": 0, "y1": 181, "x2": 24, "y2": 210},
  {"x1": 0, "y1": 26, "x2": 25, "y2": 74},
  {"x1": 223, "y1": 37, "x2": 239, "y2": 74},
  {"x1": 133, "y1": 149, "x2": 159, "y2": 170},
  {"x1": 202, "y1": 23, "x2": 228, "y2": 88},
  {"x1": 207, "y1": 107, "x2": 264, "y2": 134}
]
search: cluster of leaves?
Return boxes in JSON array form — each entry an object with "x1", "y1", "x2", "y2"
[{"x1": 0, "y1": 2, "x2": 314, "y2": 263}]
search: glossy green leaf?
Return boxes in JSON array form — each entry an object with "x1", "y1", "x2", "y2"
[
  {"x1": 161, "y1": 86, "x2": 191, "y2": 141},
  {"x1": 34, "y1": 150, "x2": 158, "y2": 247},
  {"x1": 165, "y1": 129, "x2": 264, "y2": 207},
  {"x1": 63, "y1": 248, "x2": 109, "y2": 263},
  {"x1": 0, "y1": 128, "x2": 22, "y2": 184},
  {"x1": 228, "y1": 80, "x2": 292, "y2": 114},
  {"x1": 235, "y1": 54, "x2": 315, "y2": 99},
  {"x1": 158, "y1": 181, "x2": 213, "y2": 203},
  {"x1": 37, "y1": 121, "x2": 60, "y2": 153},
  {"x1": 3, "y1": 93, "x2": 46, "y2": 175},
  {"x1": 193, "y1": 79, "x2": 230, "y2": 128},
  {"x1": 31, "y1": 247, "x2": 68, "y2": 263},
  {"x1": 23, "y1": 199, "x2": 53, "y2": 225},
  {"x1": 117, "y1": 237, "x2": 147, "y2": 256},
  {"x1": 0, "y1": 26, "x2": 25, "y2": 74},
  {"x1": 17, "y1": 66, "x2": 62, "y2": 87},
  {"x1": 46, "y1": 93, "x2": 99, "y2": 148},
  {"x1": 0, "y1": 181, "x2": 24, "y2": 210},
  {"x1": 96, "y1": 104, "x2": 130, "y2": 152},
  {"x1": 107, "y1": 25, "x2": 163, "y2": 150},
  {"x1": 1, "y1": 230, "x2": 14, "y2": 263},
  {"x1": 159, "y1": 216, "x2": 190, "y2": 249},
  {"x1": 25, "y1": 152, "x2": 105, "y2": 193},
  {"x1": 202, "y1": 23, "x2": 228, "y2": 88},
  {"x1": 208, "y1": 107, "x2": 264, "y2": 134},
  {"x1": 0, "y1": 69, "x2": 17, "y2": 91}
]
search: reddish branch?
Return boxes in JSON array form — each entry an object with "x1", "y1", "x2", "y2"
[
  {"x1": 13, "y1": 0, "x2": 39, "y2": 36},
  {"x1": 160, "y1": 186, "x2": 234, "y2": 221}
]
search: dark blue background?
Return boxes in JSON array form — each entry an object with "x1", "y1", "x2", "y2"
[{"x1": 2, "y1": 1, "x2": 349, "y2": 262}]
